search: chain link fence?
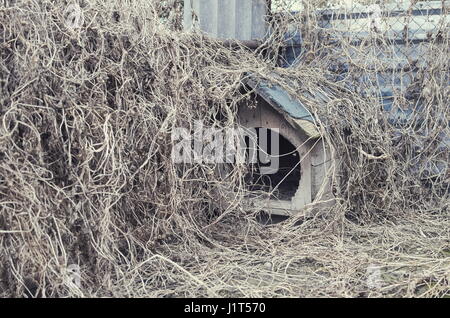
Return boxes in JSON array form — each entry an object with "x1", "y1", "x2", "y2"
[{"x1": 294, "y1": 0, "x2": 449, "y2": 182}]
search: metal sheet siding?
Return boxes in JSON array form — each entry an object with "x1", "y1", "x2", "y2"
[{"x1": 183, "y1": 0, "x2": 268, "y2": 41}]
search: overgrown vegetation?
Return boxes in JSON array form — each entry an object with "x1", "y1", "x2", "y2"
[{"x1": 0, "y1": 0, "x2": 448, "y2": 297}]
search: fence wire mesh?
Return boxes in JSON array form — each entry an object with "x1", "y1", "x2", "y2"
[{"x1": 284, "y1": 1, "x2": 449, "y2": 180}]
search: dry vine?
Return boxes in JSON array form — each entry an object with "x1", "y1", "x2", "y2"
[{"x1": 0, "y1": 0, "x2": 448, "y2": 297}]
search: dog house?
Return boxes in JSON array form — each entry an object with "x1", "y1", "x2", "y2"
[
  {"x1": 238, "y1": 75, "x2": 334, "y2": 215},
  {"x1": 183, "y1": 0, "x2": 334, "y2": 215},
  {"x1": 183, "y1": 0, "x2": 450, "y2": 215}
]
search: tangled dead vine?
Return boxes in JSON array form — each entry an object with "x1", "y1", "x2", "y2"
[{"x1": 0, "y1": 0, "x2": 449, "y2": 297}]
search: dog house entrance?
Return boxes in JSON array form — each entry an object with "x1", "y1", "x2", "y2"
[{"x1": 245, "y1": 128, "x2": 301, "y2": 201}]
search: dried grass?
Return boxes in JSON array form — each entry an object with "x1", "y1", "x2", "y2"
[{"x1": 0, "y1": 0, "x2": 449, "y2": 297}]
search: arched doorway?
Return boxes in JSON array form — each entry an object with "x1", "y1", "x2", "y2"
[{"x1": 244, "y1": 128, "x2": 301, "y2": 201}]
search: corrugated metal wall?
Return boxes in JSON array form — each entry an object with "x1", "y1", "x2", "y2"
[{"x1": 183, "y1": 0, "x2": 268, "y2": 41}]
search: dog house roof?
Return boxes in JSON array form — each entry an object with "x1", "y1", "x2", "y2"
[{"x1": 243, "y1": 74, "x2": 324, "y2": 139}]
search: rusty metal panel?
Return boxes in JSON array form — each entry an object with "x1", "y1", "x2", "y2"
[{"x1": 183, "y1": 0, "x2": 268, "y2": 41}]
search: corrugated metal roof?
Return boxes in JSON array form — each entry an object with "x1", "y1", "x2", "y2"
[
  {"x1": 244, "y1": 74, "x2": 321, "y2": 138},
  {"x1": 244, "y1": 75, "x2": 314, "y2": 122},
  {"x1": 183, "y1": 0, "x2": 268, "y2": 41}
]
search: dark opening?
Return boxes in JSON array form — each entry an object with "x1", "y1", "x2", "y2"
[{"x1": 245, "y1": 128, "x2": 301, "y2": 200}]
